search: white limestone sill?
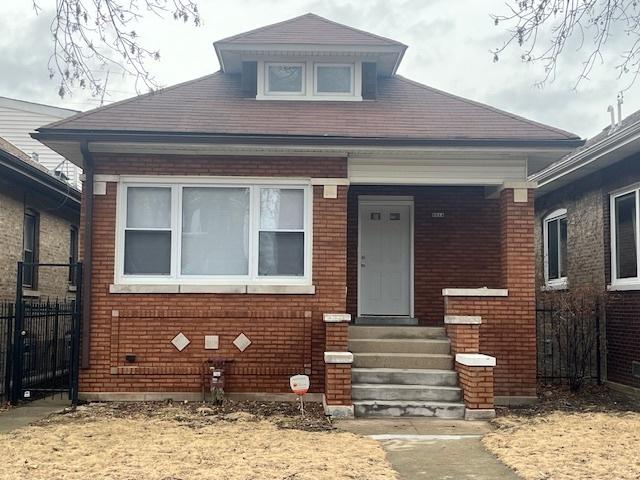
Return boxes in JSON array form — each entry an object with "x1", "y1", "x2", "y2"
[{"x1": 109, "y1": 284, "x2": 316, "y2": 295}]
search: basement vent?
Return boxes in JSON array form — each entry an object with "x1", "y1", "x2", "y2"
[{"x1": 633, "y1": 361, "x2": 640, "y2": 379}]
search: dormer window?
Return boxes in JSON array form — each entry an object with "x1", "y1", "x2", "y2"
[
  {"x1": 258, "y1": 61, "x2": 361, "y2": 101},
  {"x1": 266, "y1": 63, "x2": 305, "y2": 95},
  {"x1": 314, "y1": 64, "x2": 353, "y2": 95}
]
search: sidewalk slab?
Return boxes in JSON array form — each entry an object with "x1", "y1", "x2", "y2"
[
  {"x1": 335, "y1": 418, "x2": 519, "y2": 480},
  {"x1": 0, "y1": 397, "x2": 70, "y2": 434}
]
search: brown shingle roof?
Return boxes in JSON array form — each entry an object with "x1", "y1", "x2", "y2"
[
  {"x1": 41, "y1": 72, "x2": 579, "y2": 142},
  {"x1": 215, "y1": 13, "x2": 406, "y2": 47}
]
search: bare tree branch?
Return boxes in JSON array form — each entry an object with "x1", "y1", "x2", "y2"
[
  {"x1": 33, "y1": 0, "x2": 201, "y2": 98},
  {"x1": 492, "y1": 1, "x2": 640, "y2": 90}
]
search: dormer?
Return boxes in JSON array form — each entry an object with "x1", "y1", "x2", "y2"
[{"x1": 213, "y1": 13, "x2": 407, "y2": 101}]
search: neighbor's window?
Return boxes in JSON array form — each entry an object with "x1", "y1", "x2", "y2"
[
  {"x1": 543, "y1": 209, "x2": 567, "y2": 286},
  {"x1": 23, "y1": 209, "x2": 39, "y2": 289},
  {"x1": 118, "y1": 182, "x2": 311, "y2": 284},
  {"x1": 314, "y1": 64, "x2": 353, "y2": 95},
  {"x1": 266, "y1": 63, "x2": 304, "y2": 94},
  {"x1": 611, "y1": 188, "x2": 639, "y2": 284},
  {"x1": 69, "y1": 225, "x2": 78, "y2": 285}
]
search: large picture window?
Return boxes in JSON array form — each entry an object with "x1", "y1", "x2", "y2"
[
  {"x1": 117, "y1": 180, "x2": 312, "y2": 285},
  {"x1": 543, "y1": 209, "x2": 567, "y2": 288},
  {"x1": 611, "y1": 187, "x2": 640, "y2": 287}
]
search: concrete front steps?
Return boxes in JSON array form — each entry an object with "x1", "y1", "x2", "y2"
[{"x1": 349, "y1": 325, "x2": 465, "y2": 418}]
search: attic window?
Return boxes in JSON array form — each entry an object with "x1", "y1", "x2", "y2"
[
  {"x1": 266, "y1": 63, "x2": 304, "y2": 95},
  {"x1": 315, "y1": 64, "x2": 353, "y2": 95}
]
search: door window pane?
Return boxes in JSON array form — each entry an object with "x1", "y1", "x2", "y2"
[
  {"x1": 258, "y1": 232, "x2": 304, "y2": 276},
  {"x1": 316, "y1": 65, "x2": 352, "y2": 93},
  {"x1": 260, "y1": 189, "x2": 304, "y2": 230},
  {"x1": 181, "y1": 187, "x2": 250, "y2": 275},
  {"x1": 615, "y1": 192, "x2": 637, "y2": 279},
  {"x1": 268, "y1": 65, "x2": 303, "y2": 92},
  {"x1": 547, "y1": 219, "x2": 559, "y2": 280},
  {"x1": 127, "y1": 187, "x2": 171, "y2": 228},
  {"x1": 124, "y1": 231, "x2": 171, "y2": 275}
]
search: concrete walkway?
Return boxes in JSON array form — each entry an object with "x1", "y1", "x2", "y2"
[
  {"x1": 336, "y1": 418, "x2": 520, "y2": 480},
  {"x1": 0, "y1": 397, "x2": 70, "y2": 434}
]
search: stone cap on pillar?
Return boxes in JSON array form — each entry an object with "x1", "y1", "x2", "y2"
[
  {"x1": 444, "y1": 315, "x2": 482, "y2": 325},
  {"x1": 455, "y1": 353, "x2": 496, "y2": 367},
  {"x1": 324, "y1": 352, "x2": 354, "y2": 364}
]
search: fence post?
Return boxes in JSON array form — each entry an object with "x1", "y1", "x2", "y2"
[
  {"x1": 10, "y1": 262, "x2": 24, "y2": 404},
  {"x1": 595, "y1": 299, "x2": 602, "y2": 385},
  {"x1": 3, "y1": 303, "x2": 14, "y2": 403},
  {"x1": 70, "y1": 262, "x2": 82, "y2": 404}
]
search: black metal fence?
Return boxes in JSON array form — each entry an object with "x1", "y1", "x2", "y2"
[
  {"x1": 1, "y1": 261, "x2": 82, "y2": 405},
  {"x1": 536, "y1": 296, "x2": 602, "y2": 387},
  {"x1": 0, "y1": 302, "x2": 14, "y2": 403}
]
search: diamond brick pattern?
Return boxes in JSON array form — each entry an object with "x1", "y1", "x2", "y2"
[
  {"x1": 233, "y1": 333, "x2": 252, "y2": 352},
  {"x1": 171, "y1": 332, "x2": 190, "y2": 352}
]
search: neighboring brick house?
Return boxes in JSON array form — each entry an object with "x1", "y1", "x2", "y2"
[
  {"x1": 0, "y1": 137, "x2": 81, "y2": 301},
  {"x1": 531, "y1": 108, "x2": 640, "y2": 396},
  {"x1": 33, "y1": 13, "x2": 583, "y2": 418}
]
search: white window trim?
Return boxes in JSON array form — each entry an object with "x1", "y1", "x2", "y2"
[
  {"x1": 264, "y1": 62, "x2": 306, "y2": 96},
  {"x1": 610, "y1": 184, "x2": 640, "y2": 290},
  {"x1": 313, "y1": 63, "x2": 354, "y2": 96},
  {"x1": 114, "y1": 176, "x2": 313, "y2": 287},
  {"x1": 543, "y1": 208, "x2": 568, "y2": 289}
]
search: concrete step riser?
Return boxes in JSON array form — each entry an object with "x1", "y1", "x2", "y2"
[
  {"x1": 351, "y1": 369, "x2": 458, "y2": 386},
  {"x1": 349, "y1": 326, "x2": 446, "y2": 340},
  {"x1": 354, "y1": 403, "x2": 465, "y2": 419},
  {"x1": 352, "y1": 386, "x2": 461, "y2": 402},
  {"x1": 349, "y1": 339, "x2": 451, "y2": 354},
  {"x1": 353, "y1": 354, "x2": 453, "y2": 370}
]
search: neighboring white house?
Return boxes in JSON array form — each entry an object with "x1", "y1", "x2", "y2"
[{"x1": 0, "y1": 96, "x2": 80, "y2": 187}]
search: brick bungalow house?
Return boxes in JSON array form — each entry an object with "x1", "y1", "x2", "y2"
[
  {"x1": 33, "y1": 14, "x2": 583, "y2": 418},
  {"x1": 0, "y1": 137, "x2": 80, "y2": 301},
  {"x1": 531, "y1": 107, "x2": 640, "y2": 397}
]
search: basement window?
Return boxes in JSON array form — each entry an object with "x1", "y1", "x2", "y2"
[
  {"x1": 543, "y1": 209, "x2": 567, "y2": 289},
  {"x1": 116, "y1": 179, "x2": 312, "y2": 286}
]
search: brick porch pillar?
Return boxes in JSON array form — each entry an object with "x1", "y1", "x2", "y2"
[
  {"x1": 323, "y1": 313, "x2": 354, "y2": 418},
  {"x1": 496, "y1": 186, "x2": 537, "y2": 400}
]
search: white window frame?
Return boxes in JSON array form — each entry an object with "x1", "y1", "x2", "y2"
[
  {"x1": 115, "y1": 176, "x2": 313, "y2": 286},
  {"x1": 264, "y1": 62, "x2": 306, "y2": 96},
  {"x1": 610, "y1": 185, "x2": 640, "y2": 290},
  {"x1": 543, "y1": 208, "x2": 568, "y2": 289},
  {"x1": 313, "y1": 63, "x2": 354, "y2": 96}
]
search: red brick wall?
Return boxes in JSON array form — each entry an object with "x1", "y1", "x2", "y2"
[
  {"x1": 324, "y1": 364, "x2": 352, "y2": 406},
  {"x1": 456, "y1": 363, "x2": 494, "y2": 409},
  {"x1": 346, "y1": 186, "x2": 501, "y2": 324},
  {"x1": 444, "y1": 189, "x2": 537, "y2": 397},
  {"x1": 445, "y1": 324, "x2": 480, "y2": 355},
  {"x1": 80, "y1": 154, "x2": 348, "y2": 395}
]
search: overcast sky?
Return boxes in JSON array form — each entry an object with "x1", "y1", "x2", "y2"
[{"x1": 1, "y1": 0, "x2": 638, "y2": 139}]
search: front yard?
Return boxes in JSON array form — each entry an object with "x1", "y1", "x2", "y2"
[
  {"x1": 0, "y1": 401, "x2": 396, "y2": 480},
  {"x1": 483, "y1": 387, "x2": 640, "y2": 480}
]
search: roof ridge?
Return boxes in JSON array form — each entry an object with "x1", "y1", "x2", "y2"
[
  {"x1": 214, "y1": 12, "x2": 406, "y2": 47},
  {"x1": 0, "y1": 96, "x2": 79, "y2": 114},
  {"x1": 395, "y1": 75, "x2": 580, "y2": 140},
  {"x1": 41, "y1": 72, "x2": 223, "y2": 130}
]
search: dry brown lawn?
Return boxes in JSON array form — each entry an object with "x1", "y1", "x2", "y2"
[
  {"x1": 0, "y1": 402, "x2": 397, "y2": 480},
  {"x1": 483, "y1": 411, "x2": 640, "y2": 480}
]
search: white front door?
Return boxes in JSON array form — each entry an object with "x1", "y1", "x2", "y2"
[{"x1": 359, "y1": 202, "x2": 412, "y2": 316}]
